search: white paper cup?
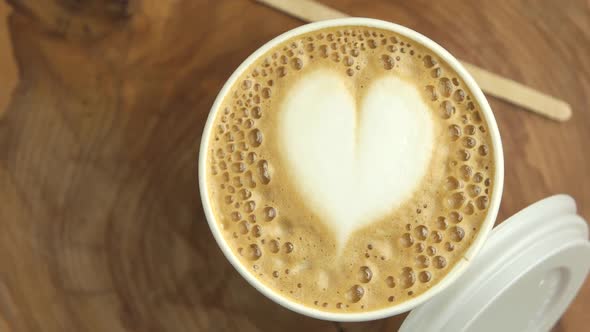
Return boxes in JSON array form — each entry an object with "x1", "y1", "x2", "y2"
[{"x1": 199, "y1": 18, "x2": 504, "y2": 322}]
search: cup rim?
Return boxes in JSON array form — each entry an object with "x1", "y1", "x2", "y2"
[{"x1": 198, "y1": 17, "x2": 504, "y2": 322}]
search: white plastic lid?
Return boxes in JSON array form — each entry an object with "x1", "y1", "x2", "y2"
[{"x1": 400, "y1": 195, "x2": 590, "y2": 332}]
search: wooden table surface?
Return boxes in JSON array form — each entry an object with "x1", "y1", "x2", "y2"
[{"x1": 0, "y1": 1, "x2": 588, "y2": 331}]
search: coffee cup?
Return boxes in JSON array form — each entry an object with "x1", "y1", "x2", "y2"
[{"x1": 199, "y1": 17, "x2": 503, "y2": 322}]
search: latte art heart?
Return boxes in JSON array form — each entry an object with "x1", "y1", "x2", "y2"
[{"x1": 280, "y1": 69, "x2": 434, "y2": 245}]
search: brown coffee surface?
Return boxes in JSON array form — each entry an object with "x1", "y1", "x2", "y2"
[{"x1": 204, "y1": 26, "x2": 495, "y2": 313}]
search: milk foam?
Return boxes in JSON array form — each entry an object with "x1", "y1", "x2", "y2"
[
  {"x1": 206, "y1": 25, "x2": 496, "y2": 313},
  {"x1": 280, "y1": 69, "x2": 434, "y2": 245}
]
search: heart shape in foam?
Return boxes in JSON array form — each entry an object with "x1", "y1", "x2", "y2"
[{"x1": 279, "y1": 69, "x2": 434, "y2": 246}]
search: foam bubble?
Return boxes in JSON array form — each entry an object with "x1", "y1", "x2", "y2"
[
  {"x1": 400, "y1": 233, "x2": 414, "y2": 247},
  {"x1": 434, "y1": 217, "x2": 447, "y2": 231},
  {"x1": 257, "y1": 160, "x2": 271, "y2": 185},
  {"x1": 385, "y1": 276, "x2": 396, "y2": 288},
  {"x1": 284, "y1": 242, "x2": 294, "y2": 253},
  {"x1": 444, "y1": 242, "x2": 455, "y2": 252},
  {"x1": 457, "y1": 149, "x2": 470, "y2": 161},
  {"x1": 238, "y1": 188, "x2": 252, "y2": 200},
  {"x1": 449, "y1": 226, "x2": 465, "y2": 242},
  {"x1": 291, "y1": 57, "x2": 303, "y2": 70},
  {"x1": 331, "y1": 52, "x2": 342, "y2": 63},
  {"x1": 464, "y1": 202, "x2": 475, "y2": 215},
  {"x1": 414, "y1": 225, "x2": 428, "y2": 241},
  {"x1": 230, "y1": 162, "x2": 244, "y2": 174},
  {"x1": 439, "y1": 100, "x2": 455, "y2": 119},
  {"x1": 263, "y1": 207, "x2": 277, "y2": 221},
  {"x1": 248, "y1": 129, "x2": 263, "y2": 147},
  {"x1": 221, "y1": 172, "x2": 229, "y2": 183},
  {"x1": 426, "y1": 246, "x2": 437, "y2": 256},
  {"x1": 448, "y1": 124, "x2": 461, "y2": 140},
  {"x1": 244, "y1": 171, "x2": 256, "y2": 188},
  {"x1": 460, "y1": 165, "x2": 473, "y2": 180},
  {"x1": 448, "y1": 211, "x2": 463, "y2": 224},
  {"x1": 464, "y1": 125, "x2": 476, "y2": 135},
  {"x1": 423, "y1": 55, "x2": 437, "y2": 68},
  {"x1": 467, "y1": 185, "x2": 481, "y2": 198},
  {"x1": 358, "y1": 266, "x2": 373, "y2": 283},
  {"x1": 418, "y1": 271, "x2": 432, "y2": 283},
  {"x1": 425, "y1": 85, "x2": 438, "y2": 101},
  {"x1": 246, "y1": 152, "x2": 257, "y2": 164},
  {"x1": 244, "y1": 201, "x2": 256, "y2": 213},
  {"x1": 473, "y1": 172, "x2": 484, "y2": 183},
  {"x1": 438, "y1": 77, "x2": 453, "y2": 97},
  {"x1": 224, "y1": 195, "x2": 234, "y2": 205},
  {"x1": 251, "y1": 225, "x2": 262, "y2": 238},
  {"x1": 445, "y1": 176, "x2": 460, "y2": 190},
  {"x1": 232, "y1": 177, "x2": 243, "y2": 189},
  {"x1": 476, "y1": 196, "x2": 489, "y2": 210},
  {"x1": 342, "y1": 56, "x2": 354, "y2": 67},
  {"x1": 446, "y1": 192, "x2": 466, "y2": 209},
  {"x1": 478, "y1": 144, "x2": 489, "y2": 156},
  {"x1": 231, "y1": 211, "x2": 241, "y2": 222},
  {"x1": 416, "y1": 255, "x2": 430, "y2": 268},
  {"x1": 400, "y1": 267, "x2": 416, "y2": 288},
  {"x1": 381, "y1": 54, "x2": 394, "y2": 70},
  {"x1": 430, "y1": 231, "x2": 442, "y2": 244},
  {"x1": 415, "y1": 243, "x2": 425, "y2": 253},
  {"x1": 238, "y1": 221, "x2": 250, "y2": 234},
  {"x1": 318, "y1": 45, "x2": 328, "y2": 58},
  {"x1": 269, "y1": 239, "x2": 280, "y2": 253},
  {"x1": 431, "y1": 67, "x2": 442, "y2": 78},
  {"x1": 346, "y1": 285, "x2": 365, "y2": 303},
  {"x1": 245, "y1": 244, "x2": 262, "y2": 260},
  {"x1": 453, "y1": 89, "x2": 465, "y2": 102},
  {"x1": 433, "y1": 256, "x2": 447, "y2": 269}
]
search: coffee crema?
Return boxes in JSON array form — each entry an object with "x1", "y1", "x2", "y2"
[{"x1": 205, "y1": 26, "x2": 495, "y2": 313}]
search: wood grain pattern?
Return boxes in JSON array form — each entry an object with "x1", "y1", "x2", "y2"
[
  {"x1": 0, "y1": 0, "x2": 17, "y2": 118},
  {"x1": 0, "y1": 0, "x2": 588, "y2": 331}
]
